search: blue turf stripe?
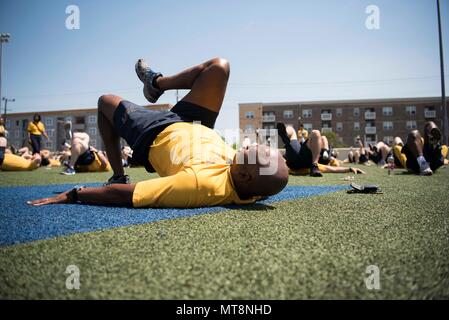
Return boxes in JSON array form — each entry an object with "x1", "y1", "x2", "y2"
[{"x1": 0, "y1": 184, "x2": 347, "y2": 246}]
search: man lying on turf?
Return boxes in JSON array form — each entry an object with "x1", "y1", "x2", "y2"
[
  {"x1": 28, "y1": 57, "x2": 289, "y2": 207},
  {"x1": 276, "y1": 123, "x2": 365, "y2": 176}
]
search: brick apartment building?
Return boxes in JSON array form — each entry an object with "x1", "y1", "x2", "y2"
[
  {"x1": 3, "y1": 103, "x2": 172, "y2": 151},
  {"x1": 239, "y1": 97, "x2": 448, "y2": 147}
]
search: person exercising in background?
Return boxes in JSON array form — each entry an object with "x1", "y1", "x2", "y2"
[
  {"x1": 0, "y1": 136, "x2": 42, "y2": 171},
  {"x1": 28, "y1": 57, "x2": 289, "y2": 208},
  {"x1": 27, "y1": 114, "x2": 50, "y2": 155},
  {"x1": 401, "y1": 121, "x2": 447, "y2": 175},
  {"x1": 60, "y1": 128, "x2": 111, "y2": 175},
  {"x1": 277, "y1": 123, "x2": 365, "y2": 176}
]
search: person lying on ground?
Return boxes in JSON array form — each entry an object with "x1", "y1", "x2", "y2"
[
  {"x1": 61, "y1": 131, "x2": 111, "y2": 175},
  {"x1": 0, "y1": 137, "x2": 41, "y2": 171},
  {"x1": 28, "y1": 57, "x2": 289, "y2": 207},
  {"x1": 277, "y1": 123, "x2": 365, "y2": 176},
  {"x1": 400, "y1": 121, "x2": 447, "y2": 175}
]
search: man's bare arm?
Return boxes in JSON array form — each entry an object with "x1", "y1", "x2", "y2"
[{"x1": 28, "y1": 184, "x2": 136, "y2": 207}]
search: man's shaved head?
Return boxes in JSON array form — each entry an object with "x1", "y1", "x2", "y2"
[{"x1": 230, "y1": 145, "x2": 289, "y2": 199}]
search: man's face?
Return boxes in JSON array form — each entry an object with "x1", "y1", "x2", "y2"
[{"x1": 233, "y1": 144, "x2": 286, "y2": 176}]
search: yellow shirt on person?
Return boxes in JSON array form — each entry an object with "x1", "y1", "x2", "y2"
[
  {"x1": 0, "y1": 125, "x2": 6, "y2": 137},
  {"x1": 0, "y1": 154, "x2": 39, "y2": 171},
  {"x1": 27, "y1": 121, "x2": 45, "y2": 135},
  {"x1": 132, "y1": 122, "x2": 259, "y2": 208},
  {"x1": 75, "y1": 151, "x2": 111, "y2": 172}
]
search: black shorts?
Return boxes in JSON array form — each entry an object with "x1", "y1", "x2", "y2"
[
  {"x1": 318, "y1": 149, "x2": 331, "y2": 165},
  {"x1": 402, "y1": 143, "x2": 444, "y2": 174},
  {"x1": 113, "y1": 100, "x2": 218, "y2": 172},
  {"x1": 284, "y1": 139, "x2": 313, "y2": 169},
  {"x1": 75, "y1": 149, "x2": 96, "y2": 167},
  {"x1": 359, "y1": 153, "x2": 368, "y2": 164}
]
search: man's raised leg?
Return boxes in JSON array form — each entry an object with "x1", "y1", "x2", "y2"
[{"x1": 140, "y1": 57, "x2": 230, "y2": 114}]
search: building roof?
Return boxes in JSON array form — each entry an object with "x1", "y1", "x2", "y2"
[{"x1": 239, "y1": 96, "x2": 446, "y2": 107}]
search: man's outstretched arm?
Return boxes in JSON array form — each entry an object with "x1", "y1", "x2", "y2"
[{"x1": 27, "y1": 184, "x2": 136, "y2": 207}]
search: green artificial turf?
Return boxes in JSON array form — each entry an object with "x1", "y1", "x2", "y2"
[{"x1": 0, "y1": 165, "x2": 448, "y2": 299}]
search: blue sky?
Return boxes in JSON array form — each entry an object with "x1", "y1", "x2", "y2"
[{"x1": 0, "y1": 0, "x2": 448, "y2": 131}]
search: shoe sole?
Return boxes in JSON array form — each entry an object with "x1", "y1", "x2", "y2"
[
  {"x1": 135, "y1": 59, "x2": 148, "y2": 83},
  {"x1": 60, "y1": 172, "x2": 75, "y2": 175}
]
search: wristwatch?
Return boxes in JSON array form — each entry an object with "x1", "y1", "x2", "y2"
[{"x1": 67, "y1": 186, "x2": 84, "y2": 204}]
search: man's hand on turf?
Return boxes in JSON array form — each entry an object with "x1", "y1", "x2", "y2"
[
  {"x1": 27, "y1": 192, "x2": 70, "y2": 206},
  {"x1": 350, "y1": 167, "x2": 366, "y2": 174}
]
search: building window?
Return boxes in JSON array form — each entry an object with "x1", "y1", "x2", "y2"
[
  {"x1": 383, "y1": 121, "x2": 393, "y2": 131},
  {"x1": 65, "y1": 116, "x2": 73, "y2": 122},
  {"x1": 406, "y1": 121, "x2": 417, "y2": 130},
  {"x1": 303, "y1": 123, "x2": 313, "y2": 132},
  {"x1": 354, "y1": 108, "x2": 360, "y2": 117},
  {"x1": 75, "y1": 116, "x2": 85, "y2": 124},
  {"x1": 405, "y1": 105, "x2": 416, "y2": 116},
  {"x1": 336, "y1": 122, "x2": 343, "y2": 132},
  {"x1": 245, "y1": 111, "x2": 254, "y2": 119},
  {"x1": 244, "y1": 125, "x2": 254, "y2": 134},
  {"x1": 47, "y1": 129, "x2": 54, "y2": 137},
  {"x1": 384, "y1": 136, "x2": 394, "y2": 145},
  {"x1": 283, "y1": 110, "x2": 293, "y2": 119},
  {"x1": 383, "y1": 107, "x2": 393, "y2": 116},
  {"x1": 44, "y1": 117, "x2": 54, "y2": 127},
  {"x1": 88, "y1": 115, "x2": 97, "y2": 124},
  {"x1": 336, "y1": 108, "x2": 342, "y2": 117},
  {"x1": 88, "y1": 127, "x2": 97, "y2": 136},
  {"x1": 45, "y1": 142, "x2": 53, "y2": 149},
  {"x1": 15, "y1": 120, "x2": 19, "y2": 127},
  {"x1": 302, "y1": 109, "x2": 312, "y2": 118},
  {"x1": 5, "y1": 120, "x2": 11, "y2": 128},
  {"x1": 14, "y1": 130, "x2": 20, "y2": 138},
  {"x1": 90, "y1": 139, "x2": 97, "y2": 148},
  {"x1": 354, "y1": 122, "x2": 360, "y2": 131}
]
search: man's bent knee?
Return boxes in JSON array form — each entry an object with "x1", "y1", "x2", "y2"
[
  {"x1": 98, "y1": 94, "x2": 122, "y2": 112},
  {"x1": 210, "y1": 57, "x2": 230, "y2": 77}
]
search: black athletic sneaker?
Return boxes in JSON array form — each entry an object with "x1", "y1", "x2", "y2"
[
  {"x1": 104, "y1": 174, "x2": 130, "y2": 186},
  {"x1": 135, "y1": 59, "x2": 164, "y2": 103},
  {"x1": 310, "y1": 164, "x2": 323, "y2": 177}
]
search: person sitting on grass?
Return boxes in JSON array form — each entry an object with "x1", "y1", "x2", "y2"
[
  {"x1": 28, "y1": 57, "x2": 289, "y2": 208},
  {"x1": 277, "y1": 123, "x2": 365, "y2": 176},
  {"x1": 400, "y1": 121, "x2": 447, "y2": 176},
  {"x1": 0, "y1": 136, "x2": 41, "y2": 171},
  {"x1": 61, "y1": 131, "x2": 111, "y2": 175}
]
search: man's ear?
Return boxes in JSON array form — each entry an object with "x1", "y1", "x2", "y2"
[{"x1": 238, "y1": 169, "x2": 252, "y2": 183}]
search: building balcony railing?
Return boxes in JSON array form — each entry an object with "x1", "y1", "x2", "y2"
[
  {"x1": 262, "y1": 115, "x2": 276, "y2": 122},
  {"x1": 321, "y1": 127, "x2": 333, "y2": 133},
  {"x1": 424, "y1": 110, "x2": 436, "y2": 118},
  {"x1": 364, "y1": 112, "x2": 376, "y2": 120},
  {"x1": 321, "y1": 113, "x2": 332, "y2": 121},
  {"x1": 365, "y1": 126, "x2": 377, "y2": 134}
]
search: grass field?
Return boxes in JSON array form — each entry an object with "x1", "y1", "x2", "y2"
[{"x1": 1, "y1": 164, "x2": 448, "y2": 299}]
